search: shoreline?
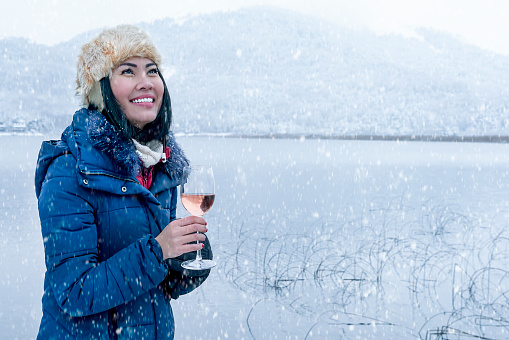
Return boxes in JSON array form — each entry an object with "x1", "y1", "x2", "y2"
[
  {"x1": 195, "y1": 133, "x2": 509, "y2": 143},
  {"x1": 2, "y1": 132, "x2": 509, "y2": 143}
]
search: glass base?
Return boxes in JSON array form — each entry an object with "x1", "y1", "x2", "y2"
[{"x1": 182, "y1": 259, "x2": 217, "y2": 270}]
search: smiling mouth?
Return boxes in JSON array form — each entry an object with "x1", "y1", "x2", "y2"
[{"x1": 131, "y1": 98, "x2": 154, "y2": 103}]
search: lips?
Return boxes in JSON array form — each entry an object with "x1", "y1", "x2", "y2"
[
  {"x1": 132, "y1": 97, "x2": 154, "y2": 103},
  {"x1": 130, "y1": 95, "x2": 155, "y2": 106}
]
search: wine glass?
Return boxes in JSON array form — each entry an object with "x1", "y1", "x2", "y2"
[{"x1": 180, "y1": 165, "x2": 216, "y2": 270}]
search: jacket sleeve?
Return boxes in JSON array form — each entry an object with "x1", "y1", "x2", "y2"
[
  {"x1": 38, "y1": 169, "x2": 169, "y2": 317},
  {"x1": 164, "y1": 235, "x2": 213, "y2": 299}
]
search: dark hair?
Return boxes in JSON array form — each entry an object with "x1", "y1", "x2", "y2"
[{"x1": 93, "y1": 73, "x2": 172, "y2": 144}]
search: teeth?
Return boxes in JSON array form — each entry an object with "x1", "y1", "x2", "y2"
[{"x1": 132, "y1": 98, "x2": 154, "y2": 103}]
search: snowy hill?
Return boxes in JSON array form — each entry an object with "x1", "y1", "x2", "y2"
[{"x1": 1, "y1": 6, "x2": 508, "y2": 136}]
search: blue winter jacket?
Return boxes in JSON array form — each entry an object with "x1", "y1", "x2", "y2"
[{"x1": 34, "y1": 108, "x2": 211, "y2": 339}]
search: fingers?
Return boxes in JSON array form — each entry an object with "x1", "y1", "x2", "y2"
[
  {"x1": 181, "y1": 232, "x2": 206, "y2": 245},
  {"x1": 183, "y1": 224, "x2": 208, "y2": 235},
  {"x1": 169, "y1": 233, "x2": 205, "y2": 258},
  {"x1": 179, "y1": 242, "x2": 205, "y2": 254},
  {"x1": 157, "y1": 217, "x2": 209, "y2": 259},
  {"x1": 180, "y1": 215, "x2": 207, "y2": 226},
  {"x1": 175, "y1": 217, "x2": 208, "y2": 235}
]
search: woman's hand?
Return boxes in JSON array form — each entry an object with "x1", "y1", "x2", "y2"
[{"x1": 155, "y1": 216, "x2": 208, "y2": 260}]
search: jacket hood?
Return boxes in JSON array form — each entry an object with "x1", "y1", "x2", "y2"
[
  {"x1": 35, "y1": 108, "x2": 189, "y2": 198},
  {"x1": 34, "y1": 139, "x2": 71, "y2": 198}
]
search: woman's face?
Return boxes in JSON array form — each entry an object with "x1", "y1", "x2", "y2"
[{"x1": 110, "y1": 57, "x2": 164, "y2": 130}]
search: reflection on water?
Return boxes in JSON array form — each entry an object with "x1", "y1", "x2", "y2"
[{"x1": 2, "y1": 135, "x2": 509, "y2": 339}]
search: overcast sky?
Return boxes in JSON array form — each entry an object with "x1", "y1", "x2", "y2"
[{"x1": 2, "y1": 0, "x2": 508, "y2": 55}]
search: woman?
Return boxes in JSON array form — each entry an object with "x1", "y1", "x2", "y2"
[{"x1": 34, "y1": 25, "x2": 212, "y2": 339}]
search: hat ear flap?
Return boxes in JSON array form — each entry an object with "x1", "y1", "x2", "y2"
[{"x1": 88, "y1": 81, "x2": 105, "y2": 111}]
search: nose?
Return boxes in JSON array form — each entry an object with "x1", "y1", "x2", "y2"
[{"x1": 136, "y1": 75, "x2": 154, "y2": 91}]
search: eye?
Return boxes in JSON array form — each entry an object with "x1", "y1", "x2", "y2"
[
  {"x1": 121, "y1": 68, "x2": 134, "y2": 75},
  {"x1": 148, "y1": 68, "x2": 159, "y2": 75}
]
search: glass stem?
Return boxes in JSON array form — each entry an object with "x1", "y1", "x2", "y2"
[{"x1": 195, "y1": 231, "x2": 203, "y2": 261}]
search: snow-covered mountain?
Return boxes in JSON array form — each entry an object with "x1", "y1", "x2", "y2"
[{"x1": 1, "y1": 6, "x2": 508, "y2": 136}]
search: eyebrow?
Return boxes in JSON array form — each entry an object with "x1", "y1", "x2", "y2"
[{"x1": 118, "y1": 62, "x2": 157, "y2": 68}]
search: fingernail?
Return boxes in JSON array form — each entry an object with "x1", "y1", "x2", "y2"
[{"x1": 201, "y1": 243, "x2": 204, "y2": 248}]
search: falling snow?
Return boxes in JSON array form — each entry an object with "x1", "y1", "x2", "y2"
[{"x1": 1, "y1": 6, "x2": 509, "y2": 340}]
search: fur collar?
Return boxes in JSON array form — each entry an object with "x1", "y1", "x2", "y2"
[{"x1": 86, "y1": 110, "x2": 189, "y2": 179}]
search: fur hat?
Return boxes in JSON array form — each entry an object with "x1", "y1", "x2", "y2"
[{"x1": 76, "y1": 24, "x2": 162, "y2": 110}]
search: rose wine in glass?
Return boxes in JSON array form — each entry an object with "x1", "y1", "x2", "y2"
[
  {"x1": 180, "y1": 165, "x2": 216, "y2": 270},
  {"x1": 180, "y1": 194, "x2": 215, "y2": 216}
]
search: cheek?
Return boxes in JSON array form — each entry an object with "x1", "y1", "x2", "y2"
[
  {"x1": 110, "y1": 79, "x2": 130, "y2": 103},
  {"x1": 155, "y1": 79, "x2": 164, "y2": 96},
  {"x1": 156, "y1": 82, "x2": 165, "y2": 107}
]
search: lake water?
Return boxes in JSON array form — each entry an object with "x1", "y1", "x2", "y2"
[{"x1": 2, "y1": 134, "x2": 509, "y2": 339}]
